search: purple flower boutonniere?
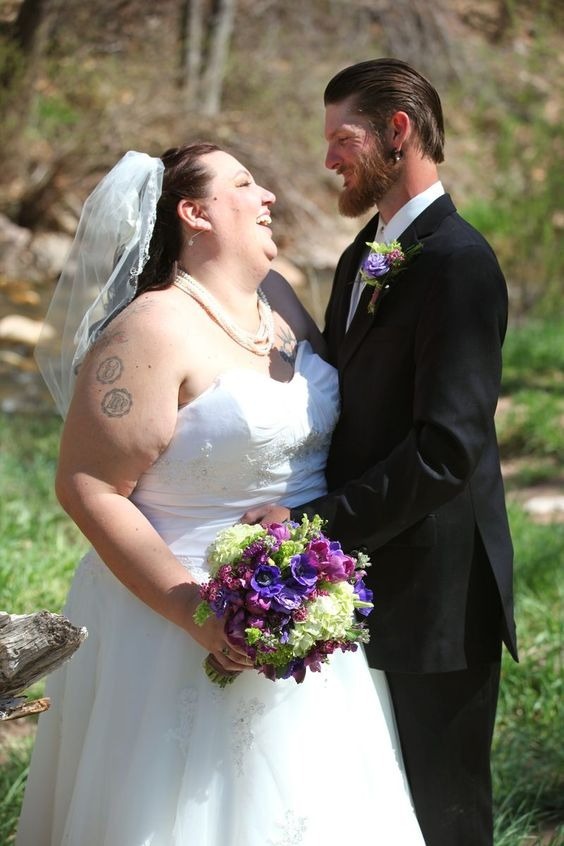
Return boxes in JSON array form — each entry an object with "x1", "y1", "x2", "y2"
[{"x1": 360, "y1": 239, "x2": 423, "y2": 314}]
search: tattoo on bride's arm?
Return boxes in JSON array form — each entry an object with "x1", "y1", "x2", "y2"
[
  {"x1": 101, "y1": 388, "x2": 133, "y2": 418},
  {"x1": 277, "y1": 327, "x2": 298, "y2": 365},
  {"x1": 96, "y1": 356, "x2": 123, "y2": 384},
  {"x1": 127, "y1": 298, "x2": 155, "y2": 317},
  {"x1": 95, "y1": 329, "x2": 128, "y2": 353}
]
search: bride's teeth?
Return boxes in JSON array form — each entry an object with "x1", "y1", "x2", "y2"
[{"x1": 257, "y1": 214, "x2": 272, "y2": 226}]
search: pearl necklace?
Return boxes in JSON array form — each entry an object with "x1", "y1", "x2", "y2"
[{"x1": 174, "y1": 269, "x2": 274, "y2": 356}]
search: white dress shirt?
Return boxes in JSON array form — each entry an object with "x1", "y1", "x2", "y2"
[{"x1": 345, "y1": 181, "x2": 445, "y2": 331}]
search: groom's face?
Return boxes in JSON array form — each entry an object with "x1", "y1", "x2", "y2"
[{"x1": 324, "y1": 97, "x2": 399, "y2": 217}]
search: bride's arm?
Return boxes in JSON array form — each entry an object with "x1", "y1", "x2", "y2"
[
  {"x1": 56, "y1": 293, "x2": 248, "y2": 671},
  {"x1": 262, "y1": 269, "x2": 328, "y2": 358}
]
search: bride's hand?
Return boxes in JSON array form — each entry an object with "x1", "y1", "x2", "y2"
[
  {"x1": 184, "y1": 589, "x2": 252, "y2": 672},
  {"x1": 240, "y1": 503, "x2": 291, "y2": 526}
]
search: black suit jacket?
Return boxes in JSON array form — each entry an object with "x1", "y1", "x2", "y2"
[{"x1": 293, "y1": 194, "x2": 518, "y2": 673}]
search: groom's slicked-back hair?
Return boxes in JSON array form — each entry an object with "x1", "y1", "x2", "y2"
[{"x1": 324, "y1": 58, "x2": 445, "y2": 164}]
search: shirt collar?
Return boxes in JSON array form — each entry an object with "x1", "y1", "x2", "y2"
[{"x1": 380, "y1": 181, "x2": 445, "y2": 243}]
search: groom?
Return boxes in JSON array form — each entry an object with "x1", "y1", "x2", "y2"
[{"x1": 246, "y1": 59, "x2": 517, "y2": 845}]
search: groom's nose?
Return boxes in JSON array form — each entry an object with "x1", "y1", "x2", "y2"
[{"x1": 325, "y1": 144, "x2": 341, "y2": 170}]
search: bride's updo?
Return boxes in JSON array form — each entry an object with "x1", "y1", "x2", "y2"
[{"x1": 136, "y1": 142, "x2": 220, "y2": 295}]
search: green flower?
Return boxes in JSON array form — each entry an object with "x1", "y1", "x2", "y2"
[
  {"x1": 207, "y1": 523, "x2": 264, "y2": 574},
  {"x1": 289, "y1": 582, "x2": 357, "y2": 655}
]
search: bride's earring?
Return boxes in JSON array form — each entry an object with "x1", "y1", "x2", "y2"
[
  {"x1": 188, "y1": 230, "x2": 203, "y2": 247},
  {"x1": 391, "y1": 148, "x2": 403, "y2": 163}
]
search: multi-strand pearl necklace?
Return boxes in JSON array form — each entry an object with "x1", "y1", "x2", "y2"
[{"x1": 174, "y1": 269, "x2": 274, "y2": 356}]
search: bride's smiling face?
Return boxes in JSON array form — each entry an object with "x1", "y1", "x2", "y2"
[{"x1": 201, "y1": 151, "x2": 277, "y2": 265}]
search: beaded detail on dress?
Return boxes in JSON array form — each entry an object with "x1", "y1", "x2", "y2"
[
  {"x1": 154, "y1": 428, "x2": 331, "y2": 492},
  {"x1": 268, "y1": 810, "x2": 309, "y2": 846},
  {"x1": 166, "y1": 686, "x2": 198, "y2": 755},
  {"x1": 231, "y1": 697, "x2": 266, "y2": 776}
]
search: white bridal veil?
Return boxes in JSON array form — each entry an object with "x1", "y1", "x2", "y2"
[{"x1": 35, "y1": 151, "x2": 164, "y2": 417}]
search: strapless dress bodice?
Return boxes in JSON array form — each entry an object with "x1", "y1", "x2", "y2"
[{"x1": 130, "y1": 341, "x2": 340, "y2": 563}]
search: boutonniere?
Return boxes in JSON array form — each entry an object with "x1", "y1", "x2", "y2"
[{"x1": 360, "y1": 239, "x2": 423, "y2": 314}]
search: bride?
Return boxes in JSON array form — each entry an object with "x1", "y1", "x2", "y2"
[{"x1": 16, "y1": 144, "x2": 424, "y2": 845}]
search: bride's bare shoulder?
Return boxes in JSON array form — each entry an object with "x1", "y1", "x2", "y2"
[
  {"x1": 261, "y1": 269, "x2": 326, "y2": 357},
  {"x1": 99, "y1": 286, "x2": 192, "y2": 344}
]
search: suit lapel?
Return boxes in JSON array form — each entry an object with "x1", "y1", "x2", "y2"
[
  {"x1": 331, "y1": 194, "x2": 456, "y2": 371},
  {"x1": 336, "y1": 194, "x2": 457, "y2": 373},
  {"x1": 338, "y1": 284, "x2": 376, "y2": 371},
  {"x1": 330, "y1": 213, "x2": 379, "y2": 357},
  {"x1": 400, "y1": 193, "x2": 456, "y2": 248}
]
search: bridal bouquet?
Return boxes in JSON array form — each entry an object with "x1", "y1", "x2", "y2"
[{"x1": 194, "y1": 515, "x2": 373, "y2": 687}]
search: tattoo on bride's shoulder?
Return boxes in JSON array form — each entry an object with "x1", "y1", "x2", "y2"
[
  {"x1": 101, "y1": 387, "x2": 133, "y2": 418},
  {"x1": 97, "y1": 328, "x2": 128, "y2": 349},
  {"x1": 127, "y1": 297, "x2": 155, "y2": 317},
  {"x1": 277, "y1": 326, "x2": 298, "y2": 365},
  {"x1": 96, "y1": 356, "x2": 123, "y2": 384}
]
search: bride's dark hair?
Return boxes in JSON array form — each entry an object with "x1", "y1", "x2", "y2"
[{"x1": 136, "y1": 142, "x2": 221, "y2": 295}]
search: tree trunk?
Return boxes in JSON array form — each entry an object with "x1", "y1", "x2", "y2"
[
  {"x1": 179, "y1": 0, "x2": 205, "y2": 105},
  {"x1": 201, "y1": 0, "x2": 236, "y2": 116},
  {"x1": 0, "y1": 0, "x2": 53, "y2": 183},
  {"x1": 0, "y1": 610, "x2": 87, "y2": 720},
  {"x1": 178, "y1": 0, "x2": 236, "y2": 115}
]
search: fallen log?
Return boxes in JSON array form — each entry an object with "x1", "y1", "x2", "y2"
[{"x1": 0, "y1": 610, "x2": 87, "y2": 720}]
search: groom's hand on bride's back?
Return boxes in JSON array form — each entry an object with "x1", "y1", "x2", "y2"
[{"x1": 241, "y1": 504, "x2": 291, "y2": 526}]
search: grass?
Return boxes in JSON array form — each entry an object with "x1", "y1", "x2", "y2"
[
  {"x1": 492, "y1": 505, "x2": 564, "y2": 844},
  {"x1": 0, "y1": 415, "x2": 86, "y2": 614},
  {"x1": 0, "y1": 732, "x2": 34, "y2": 846},
  {"x1": 1, "y1": 320, "x2": 563, "y2": 844},
  {"x1": 497, "y1": 320, "x2": 564, "y2": 461}
]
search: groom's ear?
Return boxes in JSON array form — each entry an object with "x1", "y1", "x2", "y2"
[
  {"x1": 177, "y1": 199, "x2": 211, "y2": 231},
  {"x1": 389, "y1": 110, "x2": 411, "y2": 147}
]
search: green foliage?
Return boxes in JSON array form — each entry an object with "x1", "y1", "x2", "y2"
[
  {"x1": 0, "y1": 35, "x2": 25, "y2": 95},
  {"x1": 0, "y1": 734, "x2": 33, "y2": 846},
  {"x1": 493, "y1": 505, "x2": 564, "y2": 840},
  {"x1": 497, "y1": 319, "x2": 564, "y2": 459},
  {"x1": 503, "y1": 321, "x2": 564, "y2": 382},
  {"x1": 0, "y1": 36, "x2": 28, "y2": 148},
  {"x1": 460, "y1": 22, "x2": 563, "y2": 317},
  {"x1": 497, "y1": 389, "x2": 564, "y2": 458},
  {"x1": 35, "y1": 92, "x2": 80, "y2": 132},
  {"x1": 0, "y1": 414, "x2": 86, "y2": 614}
]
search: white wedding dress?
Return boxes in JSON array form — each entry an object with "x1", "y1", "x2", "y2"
[{"x1": 17, "y1": 341, "x2": 424, "y2": 846}]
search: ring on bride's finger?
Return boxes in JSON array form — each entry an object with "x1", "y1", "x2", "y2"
[{"x1": 221, "y1": 646, "x2": 230, "y2": 656}]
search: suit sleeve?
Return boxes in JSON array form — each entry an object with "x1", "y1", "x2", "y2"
[{"x1": 292, "y1": 243, "x2": 508, "y2": 551}]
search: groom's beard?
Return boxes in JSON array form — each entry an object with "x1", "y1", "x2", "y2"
[{"x1": 338, "y1": 142, "x2": 400, "y2": 218}]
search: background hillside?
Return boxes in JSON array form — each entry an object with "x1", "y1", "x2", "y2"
[
  {"x1": 1, "y1": 0, "x2": 562, "y2": 304},
  {"x1": 0, "y1": 0, "x2": 562, "y2": 412}
]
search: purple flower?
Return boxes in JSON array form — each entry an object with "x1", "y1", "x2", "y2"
[
  {"x1": 270, "y1": 585, "x2": 303, "y2": 613},
  {"x1": 245, "y1": 590, "x2": 272, "y2": 614},
  {"x1": 289, "y1": 554, "x2": 318, "y2": 589},
  {"x1": 209, "y1": 586, "x2": 240, "y2": 617},
  {"x1": 250, "y1": 564, "x2": 282, "y2": 598},
  {"x1": 353, "y1": 578, "x2": 374, "y2": 616},
  {"x1": 225, "y1": 608, "x2": 248, "y2": 646},
  {"x1": 268, "y1": 522, "x2": 292, "y2": 542},
  {"x1": 281, "y1": 658, "x2": 306, "y2": 683},
  {"x1": 331, "y1": 552, "x2": 355, "y2": 581},
  {"x1": 314, "y1": 541, "x2": 355, "y2": 582},
  {"x1": 361, "y1": 251, "x2": 391, "y2": 279},
  {"x1": 258, "y1": 663, "x2": 277, "y2": 681},
  {"x1": 243, "y1": 539, "x2": 272, "y2": 570},
  {"x1": 246, "y1": 614, "x2": 265, "y2": 629}
]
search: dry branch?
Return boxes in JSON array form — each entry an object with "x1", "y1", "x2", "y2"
[{"x1": 0, "y1": 610, "x2": 87, "y2": 720}]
